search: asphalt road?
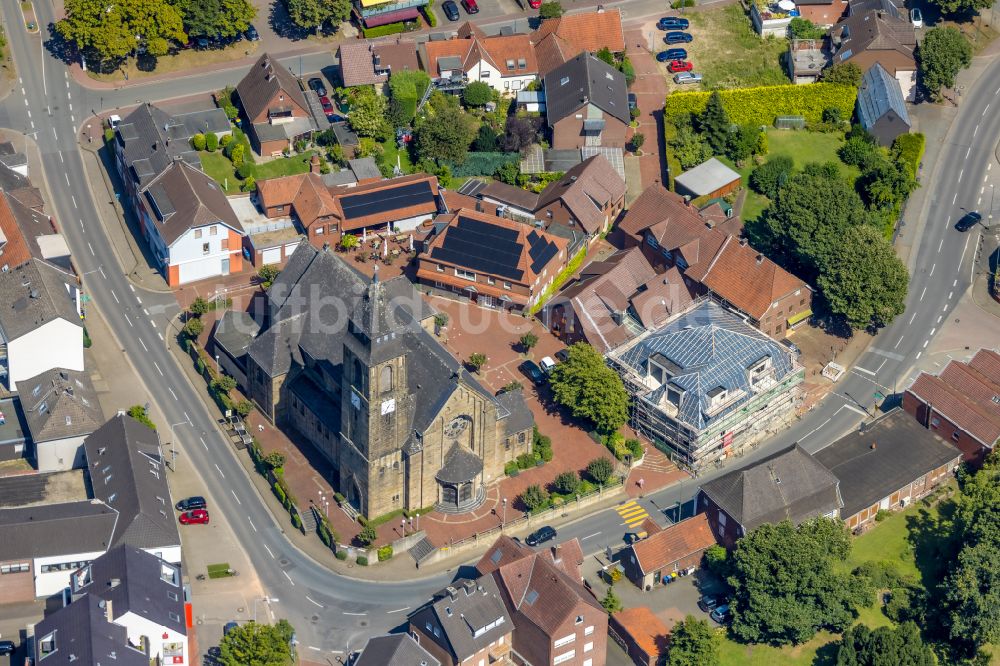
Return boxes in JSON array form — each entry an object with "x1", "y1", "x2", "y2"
[{"x1": 0, "y1": 0, "x2": 995, "y2": 657}]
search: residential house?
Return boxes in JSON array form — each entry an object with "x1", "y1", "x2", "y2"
[
  {"x1": 21, "y1": 367, "x2": 103, "y2": 472},
  {"x1": 256, "y1": 156, "x2": 340, "y2": 247},
  {"x1": 814, "y1": 408, "x2": 961, "y2": 532},
  {"x1": 902, "y1": 348, "x2": 1000, "y2": 463},
  {"x1": 0, "y1": 259, "x2": 83, "y2": 392},
  {"x1": 608, "y1": 607, "x2": 671, "y2": 666},
  {"x1": 543, "y1": 53, "x2": 629, "y2": 150},
  {"x1": 416, "y1": 207, "x2": 569, "y2": 311},
  {"x1": 354, "y1": 0, "x2": 428, "y2": 30},
  {"x1": 355, "y1": 634, "x2": 440, "y2": 666},
  {"x1": 698, "y1": 443, "x2": 842, "y2": 545},
  {"x1": 0, "y1": 142, "x2": 28, "y2": 177},
  {"x1": 830, "y1": 0, "x2": 916, "y2": 100},
  {"x1": 857, "y1": 62, "x2": 912, "y2": 146},
  {"x1": 673, "y1": 158, "x2": 742, "y2": 200},
  {"x1": 327, "y1": 173, "x2": 443, "y2": 239},
  {"x1": 338, "y1": 39, "x2": 419, "y2": 88},
  {"x1": 543, "y1": 247, "x2": 695, "y2": 353},
  {"x1": 617, "y1": 513, "x2": 717, "y2": 590},
  {"x1": 422, "y1": 22, "x2": 538, "y2": 94},
  {"x1": 608, "y1": 300, "x2": 804, "y2": 472},
  {"x1": 0, "y1": 160, "x2": 44, "y2": 212},
  {"x1": 33, "y1": 593, "x2": 149, "y2": 665},
  {"x1": 532, "y1": 8, "x2": 625, "y2": 75},
  {"x1": 238, "y1": 243, "x2": 533, "y2": 517},
  {"x1": 0, "y1": 396, "x2": 27, "y2": 463},
  {"x1": 480, "y1": 181, "x2": 541, "y2": 223},
  {"x1": 794, "y1": 0, "x2": 849, "y2": 25},
  {"x1": 4, "y1": 192, "x2": 72, "y2": 271},
  {"x1": 0, "y1": 191, "x2": 37, "y2": 271},
  {"x1": 787, "y1": 39, "x2": 829, "y2": 84},
  {"x1": 236, "y1": 54, "x2": 318, "y2": 156},
  {"x1": 618, "y1": 186, "x2": 812, "y2": 339},
  {"x1": 138, "y1": 160, "x2": 245, "y2": 286},
  {"x1": 65, "y1": 545, "x2": 188, "y2": 665},
  {"x1": 408, "y1": 578, "x2": 513, "y2": 666},
  {"x1": 475, "y1": 535, "x2": 585, "y2": 581}
]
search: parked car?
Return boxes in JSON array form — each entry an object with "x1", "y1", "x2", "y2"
[
  {"x1": 656, "y1": 48, "x2": 687, "y2": 62},
  {"x1": 327, "y1": 112, "x2": 347, "y2": 123},
  {"x1": 623, "y1": 532, "x2": 642, "y2": 545},
  {"x1": 673, "y1": 72, "x2": 703, "y2": 84},
  {"x1": 461, "y1": 0, "x2": 479, "y2": 13},
  {"x1": 628, "y1": 92, "x2": 638, "y2": 111},
  {"x1": 664, "y1": 31, "x2": 693, "y2": 44},
  {"x1": 320, "y1": 96, "x2": 334, "y2": 113},
  {"x1": 910, "y1": 7, "x2": 923, "y2": 27},
  {"x1": 519, "y1": 360, "x2": 546, "y2": 386},
  {"x1": 442, "y1": 0, "x2": 461, "y2": 20},
  {"x1": 307, "y1": 77, "x2": 327, "y2": 97},
  {"x1": 698, "y1": 594, "x2": 724, "y2": 612},
  {"x1": 245, "y1": 24, "x2": 259, "y2": 41},
  {"x1": 175, "y1": 496, "x2": 206, "y2": 511},
  {"x1": 196, "y1": 36, "x2": 211, "y2": 49},
  {"x1": 0, "y1": 641, "x2": 15, "y2": 656},
  {"x1": 554, "y1": 348, "x2": 569, "y2": 363},
  {"x1": 667, "y1": 60, "x2": 693, "y2": 73},
  {"x1": 539, "y1": 356, "x2": 557, "y2": 374},
  {"x1": 179, "y1": 509, "x2": 210, "y2": 525},
  {"x1": 955, "y1": 211, "x2": 982, "y2": 232},
  {"x1": 657, "y1": 16, "x2": 690, "y2": 30},
  {"x1": 526, "y1": 0, "x2": 541, "y2": 6},
  {"x1": 526, "y1": 526, "x2": 557, "y2": 546},
  {"x1": 710, "y1": 604, "x2": 732, "y2": 624},
  {"x1": 223, "y1": 622, "x2": 239, "y2": 636}
]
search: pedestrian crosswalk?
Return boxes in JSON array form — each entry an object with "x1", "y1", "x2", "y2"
[{"x1": 616, "y1": 500, "x2": 650, "y2": 530}]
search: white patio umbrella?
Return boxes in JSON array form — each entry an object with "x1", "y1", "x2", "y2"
[{"x1": 778, "y1": 0, "x2": 796, "y2": 10}]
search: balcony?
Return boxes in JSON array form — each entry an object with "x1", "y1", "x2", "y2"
[
  {"x1": 358, "y1": 0, "x2": 427, "y2": 18},
  {"x1": 488, "y1": 642, "x2": 511, "y2": 663}
]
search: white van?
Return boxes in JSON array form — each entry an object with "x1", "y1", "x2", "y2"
[{"x1": 539, "y1": 356, "x2": 557, "y2": 374}]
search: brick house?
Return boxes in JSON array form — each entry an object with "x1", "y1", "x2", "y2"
[
  {"x1": 256, "y1": 155, "x2": 340, "y2": 247},
  {"x1": 415, "y1": 207, "x2": 569, "y2": 311},
  {"x1": 329, "y1": 173, "x2": 442, "y2": 239},
  {"x1": 236, "y1": 54, "x2": 317, "y2": 156},
  {"x1": 830, "y1": 0, "x2": 917, "y2": 100},
  {"x1": 421, "y1": 22, "x2": 539, "y2": 94},
  {"x1": 543, "y1": 53, "x2": 629, "y2": 150},
  {"x1": 902, "y1": 349, "x2": 1000, "y2": 464},
  {"x1": 338, "y1": 39, "x2": 419, "y2": 88},
  {"x1": 608, "y1": 607, "x2": 671, "y2": 666},
  {"x1": 531, "y1": 8, "x2": 625, "y2": 75},
  {"x1": 698, "y1": 444, "x2": 842, "y2": 546},
  {"x1": 617, "y1": 513, "x2": 717, "y2": 590},
  {"x1": 814, "y1": 408, "x2": 961, "y2": 532}
]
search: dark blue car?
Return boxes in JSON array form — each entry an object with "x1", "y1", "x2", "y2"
[
  {"x1": 664, "y1": 31, "x2": 694, "y2": 44},
  {"x1": 657, "y1": 48, "x2": 688, "y2": 62},
  {"x1": 657, "y1": 16, "x2": 690, "y2": 30}
]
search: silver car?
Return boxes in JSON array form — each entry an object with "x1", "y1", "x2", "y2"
[{"x1": 674, "y1": 72, "x2": 703, "y2": 84}]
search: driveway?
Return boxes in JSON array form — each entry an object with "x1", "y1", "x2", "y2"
[{"x1": 625, "y1": 26, "x2": 668, "y2": 190}]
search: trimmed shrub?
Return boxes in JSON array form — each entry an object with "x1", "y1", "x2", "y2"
[
  {"x1": 206, "y1": 132, "x2": 219, "y2": 151},
  {"x1": 362, "y1": 21, "x2": 410, "y2": 38},
  {"x1": 749, "y1": 155, "x2": 794, "y2": 199},
  {"x1": 357, "y1": 556, "x2": 369, "y2": 566},
  {"x1": 388, "y1": 70, "x2": 431, "y2": 125},
  {"x1": 553, "y1": 471, "x2": 580, "y2": 495},
  {"x1": 663, "y1": 83, "x2": 858, "y2": 126},
  {"x1": 586, "y1": 457, "x2": 614, "y2": 484},
  {"x1": 220, "y1": 134, "x2": 233, "y2": 147},
  {"x1": 335, "y1": 549, "x2": 348, "y2": 560},
  {"x1": 462, "y1": 81, "x2": 493, "y2": 107},
  {"x1": 422, "y1": 4, "x2": 437, "y2": 27},
  {"x1": 625, "y1": 438, "x2": 644, "y2": 460},
  {"x1": 191, "y1": 133, "x2": 206, "y2": 151},
  {"x1": 893, "y1": 132, "x2": 925, "y2": 180},
  {"x1": 504, "y1": 460, "x2": 519, "y2": 476},
  {"x1": 358, "y1": 524, "x2": 377, "y2": 546},
  {"x1": 377, "y1": 545, "x2": 393, "y2": 561}
]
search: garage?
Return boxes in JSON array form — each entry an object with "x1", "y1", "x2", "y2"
[
  {"x1": 262, "y1": 247, "x2": 282, "y2": 265},
  {"x1": 178, "y1": 258, "x2": 224, "y2": 284}
]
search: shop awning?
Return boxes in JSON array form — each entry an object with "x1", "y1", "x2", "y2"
[
  {"x1": 787, "y1": 308, "x2": 812, "y2": 327},
  {"x1": 364, "y1": 7, "x2": 419, "y2": 26}
]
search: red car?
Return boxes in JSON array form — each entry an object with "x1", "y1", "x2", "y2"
[
  {"x1": 461, "y1": 0, "x2": 479, "y2": 13},
  {"x1": 179, "y1": 509, "x2": 210, "y2": 525},
  {"x1": 320, "y1": 96, "x2": 334, "y2": 113},
  {"x1": 527, "y1": 0, "x2": 541, "y2": 7},
  {"x1": 667, "y1": 60, "x2": 693, "y2": 73}
]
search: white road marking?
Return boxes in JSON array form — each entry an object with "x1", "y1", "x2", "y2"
[
  {"x1": 854, "y1": 366, "x2": 876, "y2": 376},
  {"x1": 937, "y1": 315, "x2": 943, "y2": 323},
  {"x1": 985, "y1": 103, "x2": 990, "y2": 116},
  {"x1": 282, "y1": 571, "x2": 295, "y2": 585},
  {"x1": 948, "y1": 291, "x2": 953, "y2": 300},
  {"x1": 966, "y1": 146, "x2": 972, "y2": 159},
  {"x1": 215, "y1": 463, "x2": 225, "y2": 478},
  {"x1": 929, "y1": 263, "x2": 935, "y2": 276},
  {"x1": 876, "y1": 359, "x2": 886, "y2": 372},
  {"x1": 959, "y1": 169, "x2": 965, "y2": 182},
  {"x1": 263, "y1": 543, "x2": 275, "y2": 558},
  {"x1": 930, "y1": 327, "x2": 936, "y2": 336},
  {"x1": 248, "y1": 517, "x2": 257, "y2": 532},
  {"x1": 59, "y1": 153, "x2": 63, "y2": 163},
  {"x1": 919, "y1": 286, "x2": 927, "y2": 300},
  {"x1": 111, "y1": 290, "x2": 119, "y2": 303},
  {"x1": 909, "y1": 312, "x2": 917, "y2": 324},
  {"x1": 71, "y1": 195, "x2": 77, "y2": 208},
  {"x1": 143, "y1": 309, "x2": 149, "y2": 315},
  {"x1": 168, "y1": 387, "x2": 178, "y2": 400},
  {"x1": 158, "y1": 332, "x2": 164, "y2": 341},
  {"x1": 184, "y1": 412, "x2": 190, "y2": 422},
  {"x1": 895, "y1": 335, "x2": 904, "y2": 349},
  {"x1": 199, "y1": 437, "x2": 207, "y2": 450},
  {"x1": 68, "y1": 103, "x2": 72, "y2": 112},
  {"x1": 70, "y1": 115, "x2": 75, "y2": 124},
  {"x1": 308, "y1": 646, "x2": 321, "y2": 652},
  {"x1": 342, "y1": 611, "x2": 366, "y2": 616},
  {"x1": 923, "y1": 340, "x2": 929, "y2": 348},
  {"x1": 306, "y1": 596, "x2": 324, "y2": 608},
  {"x1": 974, "y1": 125, "x2": 979, "y2": 137},
  {"x1": 581, "y1": 532, "x2": 602, "y2": 541},
  {"x1": 938, "y1": 239, "x2": 943, "y2": 252},
  {"x1": 953, "y1": 193, "x2": 958, "y2": 205},
  {"x1": 954, "y1": 279, "x2": 959, "y2": 287},
  {"x1": 916, "y1": 351, "x2": 922, "y2": 360},
  {"x1": 64, "y1": 173, "x2": 70, "y2": 186},
  {"x1": 154, "y1": 362, "x2": 163, "y2": 376},
  {"x1": 123, "y1": 313, "x2": 133, "y2": 327},
  {"x1": 387, "y1": 607, "x2": 410, "y2": 614},
  {"x1": 88, "y1": 242, "x2": 94, "y2": 256},
  {"x1": 129, "y1": 284, "x2": 135, "y2": 292},
  {"x1": 979, "y1": 197, "x2": 983, "y2": 206},
  {"x1": 799, "y1": 417, "x2": 832, "y2": 442},
  {"x1": 843, "y1": 404, "x2": 868, "y2": 417},
  {"x1": 98, "y1": 266, "x2": 106, "y2": 279},
  {"x1": 136, "y1": 296, "x2": 142, "y2": 304},
  {"x1": 231, "y1": 490, "x2": 241, "y2": 505},
  {"x1": 139, "y1": 337, "x2": 148, "y2": 351}
]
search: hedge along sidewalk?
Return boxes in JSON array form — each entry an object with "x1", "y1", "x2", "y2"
[{"x1": 663, "y1": 82, "x2": 858, "y2": 125}]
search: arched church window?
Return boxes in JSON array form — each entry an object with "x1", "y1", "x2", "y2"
[{"x1": 380, "y1": 365, "x2": 393, "y2": 393}]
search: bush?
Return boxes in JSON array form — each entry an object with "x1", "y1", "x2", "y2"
[
  {"x1": 388, "y1": 70, "x2": 431, "y2": 125},
  {"x1": 191, "y1": 133, "x2": 206, "y2": 151},
  {"x1": 884, "y1": 584, "x2": 926, "y2": 624},
  {"x1": 230, "y1": 143, "x2": 245, "y2": 169},
  {"x1": 236, "y1": 162, "x2": 255, "y2": 180},
  {"x1": 629, "y1": 132, "x2": 645, "y2": 152},
  {"x1": 362, "y1": 21, "x2": 410, "y2": 38},
  {"x1": 704, "y1": 544, "x2": 731, "y2": 580},
  {"x1": 83, "y1": 327, "x2": 92, "y2": 348},
  {"x1": 533, "y1": 429, "x2": 553, "y2": 462},
  {"x1": 664, "y1": 83, "x2": 857, "y2": 126},
  {"x1": 504, "y1": 460, "x2": 520, "y2": 476},
  {"x1": 206, "y1": 132, "x2": 219, "y2": 151},
  {"x1": 749, "y1": 155, "x2": 794, "y2": 199},
  {"x1": 625, "y1": 438, "x2": 644, "y2": 460},
  {"x1": 358, "y1": 524, "x2": 378, "y2": 546},
  {"x1": 445, "y1": 152, "x2": 519, "y2": 177},
  {"x1": 604, "y1": 432, "x2": 629, "y2": 461},
  {"x1": 520, "y1": 484, "x2": 550, "y2": 512},
  {"x1": 241, "y1": 176, "x2": 256, "y2": 192},
  {"x1": 220, "y1": 134, "x2": 233, "y2": 148},
  {"x1": 671, "y1": 0, "x2": 695, "y2": 6},
  {"x1": 377, "y1": 545, "x2": 393, "y2": 561},
  {"x1": 335, "y1": 549, "x2": 348, "y2": 560},
  {"x1": 357, "y1": 555, "x2": 369, "y2": 566},
  {"x1": 127, "y1": 405, "x2": 156, "y2": 431},
  {"x1": 553, "y1": 471, "x2": 580, "y2": 495},
  {"x1": 422, "y1": 4, "x2": 437, "y2": 27},
  {"x1": 789, "y1": 17, "x2": 826, "y2": 39},
  {"x1": 183, "y1": 317, "x2": 204, "y2": 338},
  {"x1": 236, "y1": 400, "x2": 254, "y2": 417},
  {"x1": 463, "y1": 81, "x2": 493, "y2": 107},
  {"x1": 892, "y1": 132, "x2": 925, "y2": 180},
  {"x1": 467, "y1": 353, "x2": 488, "y2": 372},
  {"x1": 586, "y1": 457, "x2": 614, "y2": 485},
  {"x1": 539, "y1": 0, "x2": 563, "y2": 18},
  {"x1": 516, "y1": 452, "x2": 537, "y2": 470}
]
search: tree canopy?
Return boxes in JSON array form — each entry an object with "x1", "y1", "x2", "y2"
[
  {"x1": 834, "y1": 622, "x2": 936, "y2": 666},
  {"x1": 347, "y1": 87, "x2": 389, "y2": 139},
  {"x1": 548, "y1": 343, "x2": 629, "y2": 435},
  {"x1": 698, "y1": 91, "x2": 730, "y2": 154},
  {"x1": 285, "y1": 0, "x2": 351, "y2": 30},
  {"x1": 926, "y1": 0, "x2": 994, "y2": 16},
  {"x1": 668, "y1": 615, "x2": 720, "y2": 666},
  {"x1": 175, "y1": 0, "x2": 255, "y2": 38},
  {"x1": 58, "y1": 0, "x2": 186, "y2": 61},
  {"x1": 821, "y1": 62, "x2": 863, "y2": 87},
  {"x1": 728, "y1": 518, "x2": 871, "y2": 645},
  {"x1": 538, "y1": 1, "x2": 564, "y2": 19},
  {"x1": 919, "y1": 27, "x2": 973, "y2": 97},
  {"x1": 218, "y1": 620, "x2": 295, "y2": 666},
  {"x1": 415, "y1": 95, "x2": 477, "y2": 165}
]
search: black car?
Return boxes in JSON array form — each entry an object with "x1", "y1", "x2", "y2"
[
  {"x1": 657, "y1": 16, "x2": 690, "y2": 30},
  {"x1": 245, "y1": 25, "x2": 259, "y2": 41},
  {"x1": 955, "y1": 211, "x2": 982, "y2": 232},
  {"x1": 442, "y1": 0, "x2": 461, "y2": 20},
  {"x1": 176, "y1": 496, "x2": 207, "y2": 511},
  {"x1": 697, "y1": 594, "x2": 724, "y2": 612},
  {"x1": 657, "y1": 48, "x2": 688, "y2": 62},
  {"x1": 628, "y1": 92, "x2": 637, "y2": 111},
  {"x1": 710, "y1": 604, "x2": 732, "y2": 624},
  {"x1": 623, "y1": 531, "x2": 642, "y2": 545},
  {"x1": 0, "y1": 640, "x2": 15, "y2": 656},
  {"x1": 554, "y1": 348, "x2": 569, "y2": 363},
  {"x1": 308, "y1": 77, "x2": 327, "y2": 97},
  {"x1": 664, "y1": 31, "x2": 694, "y2": 44},
  {"x1": 519, "y1": 360, "x2": 546, "y2": 386},
  {"x1": 526, "y1": 526, "x2": 557, "y2": 546}
]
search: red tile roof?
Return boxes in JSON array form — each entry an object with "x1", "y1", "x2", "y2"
[
  {"x1": 423, "y1": 31, "x2": 538, "y2": 78},
  {"x1": 610, "y1": 607, "x2": 670, "y2": 660},
  {"x1": 257, "y1": 171, "x2": 338, "y2": 228},
  {"x1": 476, "y1": 535, "x2": 584, "y2": 581},
  {"x1": 906, "y1": 349, "x2": 1000, "y2": 447},
  {"x1": 629, "y1": 513, "x2": 716, "y2": 575},
  {"x1": 532, "y1": 9, "x2": 625, "y2": 74},
  {"x1": 338, "y1": 41, "x2": 419, "y2": 87},
  {"x1": 0, "y1": 192, "x2": 34, "y2": 270}
]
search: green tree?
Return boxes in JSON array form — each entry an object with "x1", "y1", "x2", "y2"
[
  {"x1": 728, "y1": 519, "x2": 871, "y2": 645},
  {"x1": 462, "y1": 81, "x2": 493, "y2": 107},
  {"x1": 519, "y1": 332, "x2": 538, "y2": 351},
  {"x1": 838, "y1": 134, "x2": 882, "y2": 171},
  {"x1": 183, "y1": 317, "x2": 204, "y2": 338},
  {"x1": 415, "y1": 104, "x2": 477, "y2": 165},
  {"x1": 230, "y1": 143, "x2": 245, "y2": 169},
  {"x1": 749, "y1": 155, "x2": 794, "y2": 199},
  {"x1": 358, "y1": 524, "x2": 378, "y2": 546},
  {"x1": 618, "y1": 56, "x2": 636, "y2": 87},
  {"x1": 725, "y1": 125, "x2": 762, "y2": 165},
  {"x1": 339, "y1": 233, "x2": 359, "y2": 251},
  {"x1": 788, "y1": 17, "x2": 826, "y2": 39},
  {"x1": 236, "y1": 400, "x2": 254, "y2": 417},
  {"x1": 553, "y1": 471, "x2": 580, "y2": 495},
  {"x1": 834, "y1": 622, "x2": 936, "y2": 666},
  {"x1": 127, "y1": 405, "x2": 156, "y2": 431},
  {"x1": 629, "y1": 131, "x2": 646, "y2": 152},
  {"x1": 176, "y1": 0, "x2": 255, "y2": 38},
  {"x1": 919, "y1": 27, "x2": 973, "y2": 98},
  {"x1": 670, "y1": 124, "x2": 712, "y2": 170},
  {"x1": 218, "y1": 620, "x2": 294, "y2": 666},
  {"x1": 538, "y1": 0, "x2": 564, "y2": 19},
  {"x1": 520, "y1": 484, "x2": 550, "y2": 511},
  {"x1": 212, "y1": 375, "x2": 238, "y2": 395},
  {"x1": 586, "y1": 457, "x2": 614, "y2": 485},
  {"x1": 286, "y1": 0, "x2": 351, "y2": 30},
  {"x1": 817, "y1": 224, "x2": 908, "y2": 330},
  {"x1": 257, "y1": 265, "x2": 280, "y2": 289},
  {"x1": 821, "y1": 61, "x2": 863, "y2": 87},
  {"x1": 264, "y1": 451, "x2": 286, "y2": 470},
  {"x1": 928, "y1": 0, "x2": 994, "y2": 16},
  {"x1": 503, "y1": 115, "x2": 541, "y2": 152},
  {"x1": 495, "y1": 160, "x2": 519, "y2": 184},
  {"x1": 668, "y1": 616, "x2": 721, "y2": 666},
  {"x1": 548, "y1": 343, "x2": 629, "y2": 434},
  {"x1": 206, "y1": 132, "x2": 219, "y2": 151},
  {"x1": 595, "y1": 46, "x2": 617, "y2": 67},
  {"x1": 467, "y1": 353, "x2": 488, "y2": 372},
  {"x1": 190, "y1": 296, "x2": 210, "y2": 316},
  {"x1": 58, "y1": 0, "x2": 186, "y2": 62},
  {"x1": 472, "y1": 124, "x2": 500, "y2": 152},
  {"x1": 945, "y1": 541, "x2": 1000, "y2": 652},
  {"x1": 348, "y1": 88, "x2": 390, "y2": 139},
  {"x1": 601, "y1": 588, "x2": 622, "y2": 614},
  {"x1": 191, "y1": 133, "x2": 206, "y2": 151},
  {"x1": 698, "y1": 91, "x2": 730, "y2": 154}
]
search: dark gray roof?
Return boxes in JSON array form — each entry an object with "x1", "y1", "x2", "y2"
[
  {"x1": 543, "y1": 52, "x2": 630, "y2": 127},
  {"x1": 83, "y1": 415, "x2": 181, "y2": 551},
  {"x1": 700, "y1": 444, "x2": 843, "y2": 532},
  {"x1": 813, "y1": 408, "x2": 960, "y2": 519},
  {"x1": 34, "y1": 593, "x2": 148, "y2": 666},
  {"x1": 0, "y1": 397, "x2": 27, "y2": 447},
  {"x1": 480, "y1": 181, "x2": 540, "y2": 211},
  {"x1": 0, "y1": 141, "x2": 27, "y2": 170},
  {"x1": 323, "y1": 169, "x2": 359, "y2": 188},
  {"x1": 289, "y1": 373, "x2": 341, "y2": 434},
  {"x1": 236, "y1": 54, "x2": 311, "y2": 123},
  {"x1": 141, "y1": 160, "x2": 243, "y2": 247},
  {"x1": 213, "y1": 310, "x2": 260, "y2": 363},
  {"x1": 857, "y1": 63, "x2": 911, "y2": 130},
  {"x1": 355, "y1": 634, "x2": 440, "y2": 666},
  {"x1": 496, "y1": 389, "x2": 533, "y2": 438},
  {"x1": 0, "y1": 258, "x2": 81, "y2": 342},
  {"x1": 71, "y1": 545, "x2": 186, "y2": 636},
  {"x1": 436, "y1": 443, "x2": 484, "y2": 484},
  {"x1": 6, "y1": 192, "x2": 72, "y2": 270},
  {"x1": 332, "y1": 121, "x2": 360, "y2": 147},
  {"x1": 21, "y1": 368, "x2": 103, "y2": 443},
  {"x1": 0, "y1": 161, "x2": 30, "y2": 191},
  {"x1": 116, "y1": 103, "x2": 203, "y2": 189},
  {"x1": 409, "y1": 577, "x2": 510, "y2": 661},
  {"x1": 0, "y1": 501, "x2": 117, "y2": 560},
  {"x1": 349, "y1": 157, "x2": 383, "y2": 181},
  {"x1": 173, "y1": 108, "x2": 231, "y2": 136}
]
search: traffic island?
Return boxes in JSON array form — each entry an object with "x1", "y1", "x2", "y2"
[{"x1": 20, "y1": 2, "x2": 38, "y2": 32}]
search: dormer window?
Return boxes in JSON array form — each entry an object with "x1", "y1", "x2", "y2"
[
  {"x1": 748, "y1": 357, "x2": 772, "y2": 386},
  {"x1": 707, "y1": 386, "x2": 728, "y2": 409},
  {"x1": 39, "y1": 631, "x2": 56, "y2": 658}
]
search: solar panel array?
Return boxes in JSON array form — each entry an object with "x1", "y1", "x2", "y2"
[
  {"x1": 526, "y1": 230, "x2": 559, "y2": 275},
  {"x1": 431, "y1": 215, "x2": 525, "y2": 281},
  {"x1": 340, "y1": 181, "x2": 435, "y2": 221}
]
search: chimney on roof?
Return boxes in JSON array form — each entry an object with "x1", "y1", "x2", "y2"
[
  {"x1": 551, "y1": 544, "x2": 562, "y2": 563},
  {"x1": 310, "y1": 153, "x2": 321, "y2": 174},
  {"x1": 463, "y1": 579, "x2": 476, "y2": 596},
  {"x1": 871, "y1": 442, "x2": 877, "y2": 450},
  {"x1": 446, "y1": 585, "x2": 458, "y2": 600},
  {"x1": 755, "y1": 254, "x2": 763, "y2": 265},
  {"x1": 739, "y1": 237, "x2": 748, "y2": 247}
]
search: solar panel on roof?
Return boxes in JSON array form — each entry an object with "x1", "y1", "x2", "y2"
[
  {"x1": 529, "y1": 243, "x2": 558, "y2": 275},
  {"x1": 430, "y1": 215, "x2": 525, "y2": 281},
  {"x1": 340, "y1": 181, "x2": 435, "y2": 220}
]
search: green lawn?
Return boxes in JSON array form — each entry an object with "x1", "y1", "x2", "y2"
[
  {"x1": 254, "y1": 150, "x2": 319, "y2": 180},
  {"x1": 380, "y1": 141, "x2": 413, "y2": 174},
  {"x1": 200, "y1": 149, "x2": 320, "y2": 192},
  {"x1": 200, "y1": 152, "x2": 241, "y2": 194},
  {"x1": 719, "y1": 630, "x2": 838, "y2": 666}
]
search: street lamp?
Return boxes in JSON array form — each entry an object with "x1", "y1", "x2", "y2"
[
  {"x1": 401, "y1": 518, "x2": 407, "y2": 536},
  {"x1": 415, "y1": 513, "x2": 420, "y2": 531},
  {"x1": 253, "y1": 597, "x2": 279, "y2": 623},
  {"x1": 167, "y1": 421, "x2": 188, "y2": 470},
  {"x1": 501, "y1": 497, "x2": 507, "y2": 529}
]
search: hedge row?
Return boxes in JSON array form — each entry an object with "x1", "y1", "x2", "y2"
[
  {"x1": 663, "y1": 83, "x2": 858, "y2": 125},
  {"x1": 362, "y1": 21, "x2": 410, "y2": 38},
  {"x1": 445, "y1": 151, "x2": 519, "y2": 177},
  {"x1": 893, "y1": 132, "x2": 925, "y2": 180},
  {"x1": 389, "y1": 71, "x2": 431, "y2": 124}
]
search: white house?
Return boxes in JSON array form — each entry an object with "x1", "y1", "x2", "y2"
[
  {"x1": 21, "y1": 367, "x2": 104, "y2": 472},
  {"x1": 137, "y1": 159, "x2": 246, "y2": 286},
  {"x1": 422, "y1": 22, "x2": 539, "y2": 94},
  {"x1": 0, "y1": 259, "x2": 83, "y2": 392}
]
